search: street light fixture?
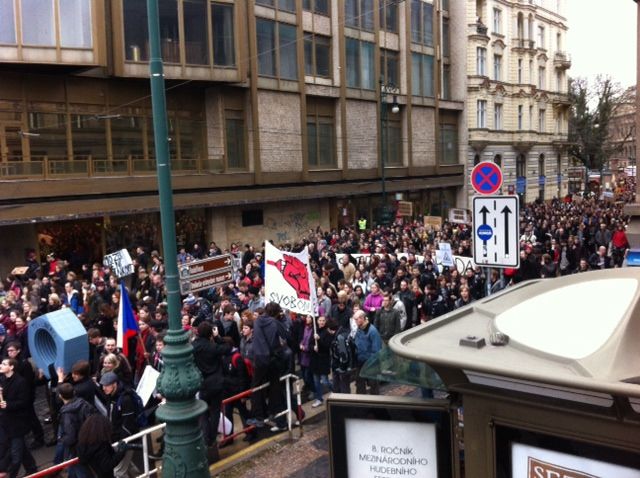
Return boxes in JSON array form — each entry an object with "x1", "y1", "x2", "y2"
[{"x1": 380, "y1": 77, "x2": 400, "y2": 225}]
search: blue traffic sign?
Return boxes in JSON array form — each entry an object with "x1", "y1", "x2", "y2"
[
  {"x1": 471, "y1": 162, "x2": 503, "y2": 195},
  {"x1": 477, "y1": 224, "x2": 493, "y2": 241}
]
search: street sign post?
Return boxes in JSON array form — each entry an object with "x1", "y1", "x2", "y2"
[
  {"x1": 471, "y1": 162, "x2": 503, "y2": 195},
  {"x1": 473, "y1": 196, "x2": 519, "y2": 268},
  {"x1": 178, "y1": 254, "x2": 234, "y2": 294}
]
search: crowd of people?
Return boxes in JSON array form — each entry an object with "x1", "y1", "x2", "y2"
[{"x1": 0, "y1": 189, "x2": 634, "y2": 476}]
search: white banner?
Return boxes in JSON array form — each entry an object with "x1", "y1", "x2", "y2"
[
  {"x1": 335, "y1": 253, "x2": 476, "y2": 275},
  {"x1": 265, "y1": 242, "x2": 317, "y2": 316}
]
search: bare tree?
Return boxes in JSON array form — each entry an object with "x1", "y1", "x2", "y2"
[{"x1": 568, "y1": 76, "x2": 632, "y2": 175}]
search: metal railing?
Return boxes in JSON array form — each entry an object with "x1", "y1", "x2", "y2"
[
  {"x1": 25, "y1": 422, "x2": 167, "y2": 478},
  {"x1": 0, "y1": 156, "x2": 227, "y2": 180},
  {"x1": 26, "y1": 373, "x2": 302, "y2": 477}
]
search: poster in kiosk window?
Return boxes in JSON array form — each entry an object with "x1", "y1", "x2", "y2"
[{"x1": 265, "y1": 242, "x2": 317, "y2": 315}]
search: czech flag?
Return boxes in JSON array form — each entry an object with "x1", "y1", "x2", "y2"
[{"x1": 117, "y1": 281, "x2": 139, "y2": 356}]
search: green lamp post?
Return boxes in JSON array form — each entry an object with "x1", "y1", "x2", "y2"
[{"x1": 146, "y1": 1, "x2": 209, "y2": 476}]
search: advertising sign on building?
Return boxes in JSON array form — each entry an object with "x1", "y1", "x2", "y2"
[{"x1": 512, "y1": 443, "x2": 640, "y2": 478}]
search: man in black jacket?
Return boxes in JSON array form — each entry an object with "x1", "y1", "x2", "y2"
[
  {"x1": 0, "y1": 357, "x2": 37, "y2": 477},
  {"x1": 247, "y1": 302, "x2": 289, "y2": 433},
  {"x1": 99, "y1": 372, "x2": 140, "y2": 478},
  {"x1": 192, "y1": 322, "x2": 230, "y2": 450},
  {"x1": 57, "y1": 383, "x2": 94, "y2": 478}
]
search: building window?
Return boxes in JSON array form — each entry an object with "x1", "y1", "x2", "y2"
[
  {"x1": 518, "y1": 59, "x2": 523, "y2": 83},
  {"x1": 212, "y1": 3, "x2": 235, "y2": 66},
  {"x1": 516, "y1": 154, "x2": 526, "y2": 177},
  {"x1": 410, "y1": 0, "x2": 433, "y2": 46},
  {"x1": 442, "y1": 64, "x2": 451, "y2": 100},
  {"x1": 537, "y1": 25, "x2": 545, "y2": 49},
  {"x1": 304, "y1": 33, "x2": 330, "y2": 77},
  {"x1": 123, "y1": 1, "x2": 235, "y2": 66},
  {"x1": 60, "y1": 0, "x2": 92, "y2": 48},
  {"x1": 257, "y1": 19, "x2": 298, "y2": 80},
  {"x1": 477, "y1": 100, "x2": 487, "y2": 128},
  {"x1": 538, "y1": 66, "x2": 546, "y2": 89},
  {"x1": 303, "y1": 0, "x2": 329, "y2": 15},
  {"x1": 346, "y1": 38, "x2": 375, "y2": 89},
  {"x1": 345, "y1": 0, "x2": 374, "y2": 31},
  {"x1": 493, "y1": 54, "x2": 502, "y2": 81},
  {"x1": 477, "y1": 47, "x2": 486, "y2": 76},
  {"x1": 380, "y1": 49, "x2": 399, "y2": 86},
  {"x1": 493, "y1": 8, "x2": 501, "y2": 34},
  {"x1": 494, "y1": 104, "x2": 503, "y2": 130},
  {"x1": 474, "y1": 154, "x2": 480, "y2": 166},
  {"x1": 556, "y1": 71, "x2": 563, "y2": 91},
  {"x1": 494, "y1": 154, "x2": 502, "y2": 168},
  {"x1": 242, "y1": 210, "x2": 264, "y2": 227},
  {"x1": 0, "y1": 0, "x2": 16, "y2": 44},
  {"x1": 225, "y1": 108, "x2": 246, "y2": 170},
  {"x1": 256, "y1": 0, "x2": 296, "y2": 12},
  {"x1": 529, "y1": 59, "x2": 533, "y2": 83},
  {"x1": 384, "y1": 112, "x2": 402, "y2": 166},
  {"x1": 538, "y1": 154, "x2": 545, "y2": 177},
  {"x1": 307, "y1": 97, "x2": 336, "y2": 168},
  {"x1": 442, "y1": 17, "x2": 450, "y2": 57},
  {"x1": 529, "y1": 105, "x2": 533, "y2": 129},
  {"x1": 539, "y1": 108, "x2": 546, "y2": 132},
  {"x1": 411, "y1": 52, "x2": 434, "y2": 97},
  {"x1": 440, "y1": 123, "x2": 458, "y2": 165},
  {"x1": 21, "y1": 0, "x2": 54, "y2": 45},
  {"x1": 379, "y1": 0, "x2": 398, "y2": 33},
  {"x1": 518, "y1": 105, "x2": 523, "y2": 130}
]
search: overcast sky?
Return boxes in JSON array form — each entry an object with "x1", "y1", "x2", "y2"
[{"x1": 566, "y1": 0, "x2": 637, "y2": 88}]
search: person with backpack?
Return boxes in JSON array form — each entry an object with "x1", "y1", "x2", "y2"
[
  {"x1": 98, "y1": 371, "x2": 143, "y2": 478},
  {"x1": 221, "y1": 341, "x2": 255, "y2": 443},
  {"x1": 330, "y1": 322, "x2": 354, "y2": 394},
  {"x1": 56, "y1": 383, "x2": 95, "y2": 478}
]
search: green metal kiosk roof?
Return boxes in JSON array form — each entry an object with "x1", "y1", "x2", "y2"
[{"x1": 389, "y1": 268, "x2": 640, "y2": 400}]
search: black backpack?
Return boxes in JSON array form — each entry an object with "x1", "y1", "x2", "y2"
[
  {"x1": 331, "y1": 331, "x2": 354, "y2": 372},
  {"x1": 116, "y1": 389, "x2": 148, "y2": 431}
]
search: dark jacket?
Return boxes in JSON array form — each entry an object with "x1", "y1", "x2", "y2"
[
  {"x1": 329, "y1": 303, "x2": 353, "y2": 330},
  {"x1": 310, "y1": 327, "x2": 334, "y2": 375},
  {"x1": 0, "y1": 372, "x2": 31, "y2": 437},
  {"x1": 77, "y1": 439, "x2": 125, "y2": 478},
  {"x1": 192, "y1": 336, "x2": 230, "y2": 393},
  {"x1": 374, "y1": 307, "x2": 401, "y2": 342},
  {"x1": 252, "y1": 314, "x2": 288, "y2": 368},
  {"x1": 59, "y1": 397, "x2": 95, "y2": 456},
  {"x1": 73, "y1": 377, "x2": 97, "y2": 405},
  {"x1": 105, "y1": 385, "x2": 140, "y2": 441}
]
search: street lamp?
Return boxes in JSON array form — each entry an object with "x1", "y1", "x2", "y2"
[
  {"x1": 380, "y1": 76, "x2": 400, "y2": 225},
  {"x1": 146, "y1": 0, "x2": 209, "y2": 475}
]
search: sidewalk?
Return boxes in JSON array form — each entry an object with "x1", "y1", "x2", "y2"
[{"x1": 211, "y1": 383, "x2": 420, "y2": 478}]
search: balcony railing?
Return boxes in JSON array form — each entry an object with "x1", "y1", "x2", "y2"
[
  {"x1": 554, "y1": 51, "x2": 572, "y2": 70},
  {"x1": 0, "y1": 156, "x2": 227, "y2": 180},
  {"x1": 513, "y1": 38, "x2": 536, "y2": 50}
]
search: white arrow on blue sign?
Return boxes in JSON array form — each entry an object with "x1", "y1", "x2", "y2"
[{"x1": 473, "y1": 196, "x2": 520, "y2": 268}]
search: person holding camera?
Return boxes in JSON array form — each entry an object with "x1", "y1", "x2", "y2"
[{"x1": 191, "y1": 322, "x2": 230, "y2": 459}]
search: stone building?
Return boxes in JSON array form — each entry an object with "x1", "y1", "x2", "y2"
[
  {"x1": 606, "y1": 86, "x2": 636, "y2": 173},
  {"x1": 0, "y1": 0, "x2": 468, "y2": 272},
  {"x1": 466, "y1": 0, "x2": 571, "y2": 204}
]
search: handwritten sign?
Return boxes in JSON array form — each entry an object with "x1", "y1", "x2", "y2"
[{"x1": 103, "y1": 249, "x2": 134, "y2": 279}]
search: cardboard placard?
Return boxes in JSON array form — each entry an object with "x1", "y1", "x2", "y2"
[{"x1": 424, "y1": 216, "x2": 442, "y2": 231}]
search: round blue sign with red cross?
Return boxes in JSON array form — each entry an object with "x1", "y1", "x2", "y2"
[{"x1": 471, "y1": 162, "x2": 503, "y2": 195}]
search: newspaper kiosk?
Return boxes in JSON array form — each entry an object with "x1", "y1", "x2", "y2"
[{"x1": 389, "y1": 269, "x2": 640, "y2": 478}]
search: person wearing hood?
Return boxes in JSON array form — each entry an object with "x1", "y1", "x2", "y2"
[
  {"x1": 56, "y1": 383, "x2": 95, "y2": 478},
  {"x1": 247, "y1": 302, "x2": 289, "y2": 433}
]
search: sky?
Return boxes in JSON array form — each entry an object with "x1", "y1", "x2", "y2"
[{"x1": 567, "y1": 0, "x2": 637, "y2": 88}]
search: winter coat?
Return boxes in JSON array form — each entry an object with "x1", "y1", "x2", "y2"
[
  {"x1": 310, "y1": 327, "x2": 333, "y2": 375},
  {"x1": 354, "y1": 323, "x2": 382, "y2": 366},
  {"x1": 59, "y1": 397, "x2": 95, "y2": 457},
  {"x1": 252, "y1": 313, "x2": 289, "y2": 368},
  {"x1": 192, "y1": 336, "x2": 230, "y2": 393},
  {"x1": 374, "y1": 307, "x2": 401, "y2": 342},
  {"x1": 0, "y1": 372, "x2": 31, "y2": 437}
]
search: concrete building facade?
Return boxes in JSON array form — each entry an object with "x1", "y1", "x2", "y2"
[
  {"x1": 466, "y1": 0, "x2": 571, "y2": 205},
  {"x1": 0, "y1": 0, "x2": 468, "y2": 272}
]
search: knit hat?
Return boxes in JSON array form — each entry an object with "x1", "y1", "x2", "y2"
[{"x1": 99, "y1": 372, "x2": 118, "y2": 386}]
